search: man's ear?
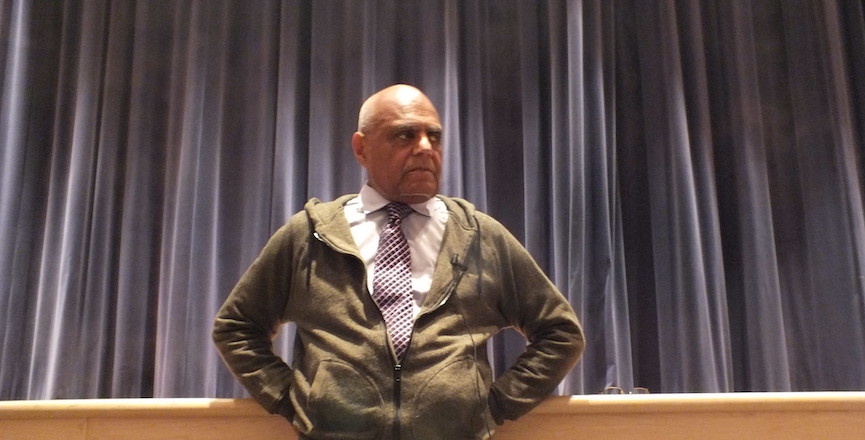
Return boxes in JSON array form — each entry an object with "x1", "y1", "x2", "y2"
[{"x1": 351, "y1": 132, "x2": 366, "y2": 166}]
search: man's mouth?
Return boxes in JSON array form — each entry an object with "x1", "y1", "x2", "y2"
[{"x1": 407, "y1": 167, "x2": 435, "y2": 174}]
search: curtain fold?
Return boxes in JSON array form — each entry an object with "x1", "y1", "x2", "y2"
[{"x1": 1, "y1": 0, "x2": 864, "y2": 399}]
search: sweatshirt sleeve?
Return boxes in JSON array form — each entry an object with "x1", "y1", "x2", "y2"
[
  {"x1": 212, "y1": 216, "x2": 305, "y2": 418},
  {"x1": 485, "y1": 220, "x2": 586, "y2": 424}
]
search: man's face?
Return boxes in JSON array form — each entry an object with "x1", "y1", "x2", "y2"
[{"x1": 352, "y1": 88, "x2": 443, "y2": 205}]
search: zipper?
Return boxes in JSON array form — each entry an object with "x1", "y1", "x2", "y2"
[
  {"x1": 415, "y1": 255, "x2": 468, "y2": 321},
  {"x1": 312, "y1": 231, "x2": 359, "y2": 257},
  {"x1": 316, "y1": 229, "x2": 406, "y2": 438},
  {"x1": 314, "y1": 230, "x2": 472, "y2": 439},
  {"x1": 393, "y1": 363, "x2": 402, "y2": 439}
]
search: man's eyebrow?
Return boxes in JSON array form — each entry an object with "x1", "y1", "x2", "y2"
[
  {"x1": 392, "y1": 122, "x2": 443, "y2": 133},
  {"x1": 418, "y1": 124, "x2": 443, "y2": 134}
]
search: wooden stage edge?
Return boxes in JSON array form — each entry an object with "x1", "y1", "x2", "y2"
[{"x1": 2, "y1": 392, "x2": 864, "y2": 439}]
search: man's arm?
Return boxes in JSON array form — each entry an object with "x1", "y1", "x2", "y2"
[
  {"x1": 212, "y1": 221, "x2": 301, "y2": 418},
  {"x1": 486, "y1": 226, "x2": 585, "y2": 423}
]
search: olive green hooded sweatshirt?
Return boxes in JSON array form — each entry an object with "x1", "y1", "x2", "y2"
[{"x1": 213, "y1": 195, "x2": 584, "y2": 440}]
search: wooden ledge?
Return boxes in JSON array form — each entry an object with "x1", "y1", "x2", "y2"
[
  {"x1": 535, "y1": 391, "x2": 865, "y2": 414},
  {"x1": 0, "y1": 398, "x2": 267, "y2": 420},
  {"x1": 2, "y1": 392, "x2": 864, "y2": 439}
]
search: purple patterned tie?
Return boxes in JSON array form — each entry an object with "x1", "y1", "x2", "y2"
[{"x1": 372, "y1": 202, "x2": 415, "y2": 361}]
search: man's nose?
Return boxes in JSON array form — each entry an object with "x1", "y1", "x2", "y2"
[{"x1": 415, "y1": 133, "x2": 433, "y2": 153}]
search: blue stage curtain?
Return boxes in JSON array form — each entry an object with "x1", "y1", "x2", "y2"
[{"x1": 1, "y1": 0, "x2": 864, "y2": 399}]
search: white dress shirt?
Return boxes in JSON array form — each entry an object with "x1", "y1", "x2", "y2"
[{"x1": 344, "y1": 184, "x2": 448, "y2": 319}]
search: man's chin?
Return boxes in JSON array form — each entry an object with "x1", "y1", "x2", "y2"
[{"x1": 399, "y1": 189, "x2": 437, "y2": 204}]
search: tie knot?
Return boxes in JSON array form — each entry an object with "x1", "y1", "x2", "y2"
[{"x1": 385, "y1": 202, "x2": 413, "y2": 224}]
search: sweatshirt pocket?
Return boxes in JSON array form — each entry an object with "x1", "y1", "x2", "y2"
[
  {"x1": 408, "y1": 356, "x2": 492, "y2": 439},
  {"x1": 304, "y1": 359, "x2": 386, "y2": 439}
]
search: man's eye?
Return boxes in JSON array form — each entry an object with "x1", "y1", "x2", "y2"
[
  {"x1": 428, "y1": 133, "x2": 442, "y2": 143},
  {"x1": 397, "y1": 131, "x2": 415, "y2": 140}
]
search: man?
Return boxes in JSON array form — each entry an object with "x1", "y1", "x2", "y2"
[{"x1": 213, "y1": 84, "x2": 585, "y2": 439}]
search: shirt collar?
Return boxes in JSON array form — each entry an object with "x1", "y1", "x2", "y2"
[{"x1": 358, "y1": 184, "x2": 434, "y2": 217}]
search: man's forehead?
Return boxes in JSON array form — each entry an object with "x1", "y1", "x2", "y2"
[{"x1": 382, "y1": 101, "x2": 441, "y2": 127}]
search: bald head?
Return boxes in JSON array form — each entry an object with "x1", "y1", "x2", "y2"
[
  {"x1": 357, "y1": 84, "x2": 439, "y2": 133},
  {"x1": 351, "y1": 84, "x2": 443, "y2": 204}
]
